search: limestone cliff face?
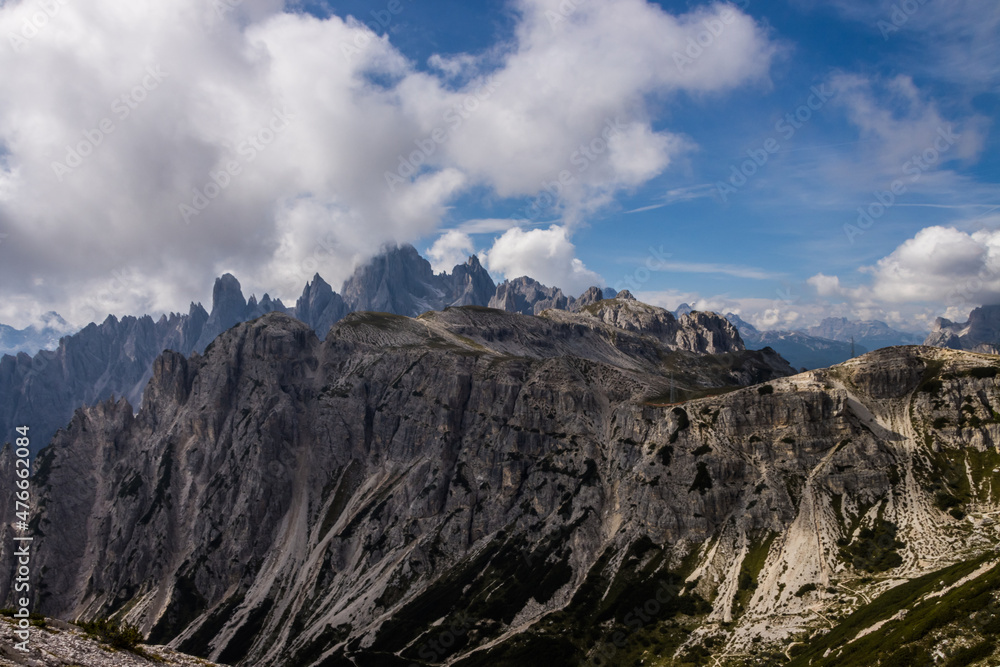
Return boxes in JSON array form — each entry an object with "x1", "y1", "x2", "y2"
[
  {"x1": 563, "y1": 295, "x2": 745, "y2": 355},
  {"x1": 488, "y1": 276, "x2": 572, "y2": 315},
  {"x1": 925, "y1": 304, "x2": 1000, "y2": 354},
  {"x1": 342, "y1": 245, "x2": 496, "y2": 316},
  {"x1": 8, "y1": 309, "x2": 999, "y2": 666}
]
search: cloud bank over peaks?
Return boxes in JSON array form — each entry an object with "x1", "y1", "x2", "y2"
[
  {"x1": 0, "y1": 0, "x2": 776, "y2": 327},
  {"x1": 810, "y1": 225, "x2": 1000, "y2": 325},
  {"x1": 482, "y1": 225, "x2": 603, "y2": 296}
]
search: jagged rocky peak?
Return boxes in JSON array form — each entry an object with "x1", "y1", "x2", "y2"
[
  {"x1": 212, "y1": 273, "x2": 247, "y2": 320},
  {"x1": 193, "y1": 273, "x2": 248, "y2": 352},
  {"x1": 246, "y1": 292, "x2": 285, "y2": 318},
  {"x1": 725, "y1": 312, "x2": 760, "y2": 336},
  {"x1": 444, "y1": 253, "x2": 496, "y2": 307},
  {"x1": 294, "y1": 273, "x2": 347, "y2": 339},
  {"x1": 341, "y1": 244, "x2": 437, "y2": 315},
  {"x1": 568, "y1": 293, "x2": 744, "y2": 354},
  {"x1": 925, "y1": 304, "x2": 1000, "y2": 354},
  {"x1": 340, "y1": 244, "x2": 496, "y2": 317},
  {"x1": 571, "y1": 285, "x2": 607, "y2": 311},
  {"x1": 488, "y1": 275, "x2": 571, "y2": 315}
]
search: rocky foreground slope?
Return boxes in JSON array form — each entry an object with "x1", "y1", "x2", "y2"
[
  {"x1": 0, "y1": 614, "x2": 226, "y2": 667},
  {"x1": 4, "y1": 298, "x2": 1000, "y2": 665}
]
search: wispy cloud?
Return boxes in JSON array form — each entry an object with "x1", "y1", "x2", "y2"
[
  {"x1": 626, "y1": 184, "x2": 718, "y2": 213},
  {"x1": 654, "y1": 261, "x2": 783, "y2": 281}
]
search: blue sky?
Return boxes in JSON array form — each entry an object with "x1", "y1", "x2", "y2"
[
  {"x1": 327, "y1": 0, "x2": 1000, "y2": 331},
  {"x1": 0, "y1": 0, "x2": 996, "y2": 332}
]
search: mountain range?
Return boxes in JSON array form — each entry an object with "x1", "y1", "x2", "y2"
[
  {"x1": 925, "y1": 304, "x2": 1000, "y2": 354},
  {"x1": 721, "y1": 312, "x2": 923, "y2": 371},
  {"x1": 2, "y1": 299, "x2": 998, "y2": 665},
  {"x1": 3, "y1": 244, "x2": 992, "y2": 464},
  {"x1": 0, "y1": 247, "x2": 632, "y2": 457},
  {"x1": 0, "y1": 312, "x2": 75, "y2": 357}
]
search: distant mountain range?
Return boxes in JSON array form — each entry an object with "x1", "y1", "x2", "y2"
[
  {"x1": 0, "y1": 246, "x2": 623, "y2": 456},
  {"x1": 3, "y1": 243, "x2": 988, "y2": 459},
  {"x1": 924, "y1": 304, "x2": 1000, "y2": 354},
  {"x1": 714, "y1": 310, "x2": 923, "y2": 370},
  {"x1": 0, "y1": 312, "x2": 76, "y2": 357}
]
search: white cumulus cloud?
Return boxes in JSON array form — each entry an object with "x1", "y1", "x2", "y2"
[
  {"x1": 483, "y1": 225, "x2": 603, "y2": 296},
  {"x1": 426, "y1": 230, "x2": 475, "y2": 274},
  {"x1": 0, "y1": 0, "x2": 777, "y2": 327}
]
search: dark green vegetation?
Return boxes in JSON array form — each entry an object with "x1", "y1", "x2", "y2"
[
  {"x1": 838, "y1": 519, "x2": 905, "y2": 573},
  {"x1": 320, "y1": 535, "x2": 714, "y2": 667},
  {"x1": 788, "y1": 556, "x2": 1000, "y2": 667},
  {"x1": 77, "y1": 616, "x2": 149, "y2": 656},
  {"x1": 0, "y1": 607, "x2": 46, "y2": 628},
  {"x1": 732, "y1": 533, "x2": 778, "y2": 617}
]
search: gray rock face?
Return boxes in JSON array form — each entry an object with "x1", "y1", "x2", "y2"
[
  {"x1": 925, "y1": 305, "x2": 1000, "y2": 354},
  {"x1": 570, "y1": 286, "x2": 606, "y2": 311},
  {"x1": 488, "y1": 276, "x2": 571, "y2": 315},
  {"x1": 194, "y1": 274, "x2": 289, "y2": 352},
  {"x1": 8, "y1": 312, "x2": 998, "y2": 665},
  {"x1": 4, "y1": 305, "x2": 802, "y2": 666},
  {"x1": 489, "y1": 280, "x2": 617, "y2": 316},
  {"x1": 570, "y1": 296, "x2": 745, "y2": 355},
  {"x1": 0, "y1": 274, "x2": 293, "y2": 457},
  {"x1": 342, "y1": 245, "x2": 496, "y2": 316},
  {"x1": 193, "y1": 274, "x2": 249, "y2": 352},
  {"x1": 0, "y1": 247, "x2": 556, "y2": 458},
  {"x1": 0, "y1": 303, "x2": 207, "y2": 457},
  {"x1": 444, "y1": 255, "x2": 496, "y2": 307},
  {"x1": 294, "y1": 274, "x2": 348, "y2": 339}
]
